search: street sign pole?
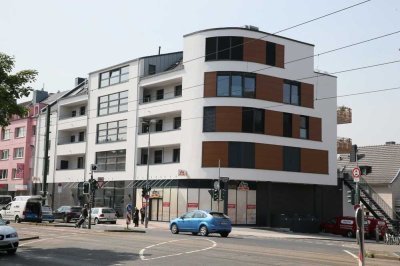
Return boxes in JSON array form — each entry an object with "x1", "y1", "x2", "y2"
[{"x1": 355, "y1": 206, "x2": 365, "y2": 266}]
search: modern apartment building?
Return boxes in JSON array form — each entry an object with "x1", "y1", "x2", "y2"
[{"x1": 36, "y1": 26, "x2": 339, "y2": 226}]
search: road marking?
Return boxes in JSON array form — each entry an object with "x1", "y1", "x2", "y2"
[
  {"x1": 19, "y1": 233, "x2": 80, "y2": 247},
  {"x1": 393, "y1": 252, "x2": 400, "y2": 257},
  {"x1": 343, "y1": 250, "x2": 358, "y2": 259},
  {"x1": 139, "y1": 238, "x2": 217, "y2": 261}
]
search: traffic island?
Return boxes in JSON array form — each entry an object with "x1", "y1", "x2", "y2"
[
  {"x1": 366, "y1": 250, "x2": 400, "y2": 261},
  {"x1": 104, "y1": 228, "x2": 146, "y2": 233}
]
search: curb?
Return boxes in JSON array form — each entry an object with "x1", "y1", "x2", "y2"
[
  {"x1": 366, "y1": 251, "x2": 400, "y2": 261},
  {"x1": 104, "y1": 229, "x2": 146, "y2": 233},
  {"x1": 20, "y1": 236, "x2": 40, "y2": 241}
]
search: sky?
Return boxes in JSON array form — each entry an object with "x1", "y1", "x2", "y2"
[{"x1": 1, "y1": 0, "x2": 399, "y2": 147}]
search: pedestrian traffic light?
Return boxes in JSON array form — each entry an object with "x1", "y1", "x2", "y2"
[
  {"x1": 83, "y1": 182, "x2": 90, "y2": 195},
  {"x1": 220, "y1": 189, "x2": 225, "y2": 200},
  {"x1": 359, "y1": 165, "x2": 372, "y2": 175},
  {"x1": 213, "y1": 189, "x2": 219, "y2": 201},
  {"x1": 347, "y1": 189, "x2": 355, "y2": 205}
]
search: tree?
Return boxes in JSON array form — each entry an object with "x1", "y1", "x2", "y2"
[{"x1": 0, "y1": 52, "x2": 38, "y2": 127}]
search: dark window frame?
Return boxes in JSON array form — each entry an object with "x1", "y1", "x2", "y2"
[
  {"x1": 154, "y1": 150, "x2": 163, "y2": 164},
  {"x1": 96, "y1": 120, "x2": 128, "y2": 144},
  {"x1": 97, "y1": 91, "x2": 128, "y2": 116},
  {"x1": 283, "y1": 113, "x2": 292, "y2": 138},
  {"x1": 174, "y1": 85, "x2": 182, "y2": 97},
  {"x1": 155, "y1": 120, "x2": 163, "y2": 132},
  {"x1": 156, "y1": 89, "x2": 164, "y2": 100},
  {"x1": 174, "y1": 117, "x2": 181, "y2": 130},
  {"x1": 300, "y1": 116, "x2": 309, "y2": 139},
  {"x1": 216, "y1": 72, "x2": 256, "y2": 98},
  {"x1": 173, "y1": 148, "x2": 180, "y2": 163},
  {"x1": 203, "y1": 107, "x2": 216, "y2": 132},
  {"x1": 266, "y1": 42, "x2": 276, "y2": 66},
  {"x1": 148, "y1": 64, "x2": 156, "y2": 75},
  {"x1": 228, "y1": 142, "x2": 255, "y2": 168},
  {"x1": 205, "y1": 36, "x2": 243, "y2": 61},
  {"x1": 95, "y1": 149, "x2": 126, "y2": 171},
  {"x1": 242, "y1": 107, "x2": 265, "y2": 134},
  {"x1": 283, "y1": 80, "x2": 300, "y2": 106},
  {"x1": 99, "y1": 66, "x2": 129, "y2": 88},
  {"x1": 283, "y1": 146, "x2": 301, "y2": 172}
]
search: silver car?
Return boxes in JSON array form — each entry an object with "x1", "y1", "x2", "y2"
[
  {"x1": 90, "y1": 207, "x2": 117, "y2": 224},
  {"x1": 0, "y1": 218, "x2": 18, "y2": 254}
]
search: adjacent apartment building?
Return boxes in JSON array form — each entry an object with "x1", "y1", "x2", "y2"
[{"x1": 35, "y1": 26, "x2": 339, "y2": 226}]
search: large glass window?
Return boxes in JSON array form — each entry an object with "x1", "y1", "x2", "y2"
[
  {"x1": 216, "y1": 72, "x2": 256, "y2": 98},
  {"x1": 0, "y1": 150, "x2": 9, "y2": 160},
  {"x1": 98, "y1": 91, "x2": 128, "y2": 116},
  {"x1": 97, "y1": 120, "x2": 127, "y2": 143},
  {"x1": 205, "y1": 36, "x2": 243, "y2": 61},
  {"x1": 300, "y1": 116, "x2": 309, "y2": 139},
  {"x1": 283, "y1": 146, "x2": 300, "y2": 172},
  {"x1": 99, "y1": 66, "x2": 129, "y2": 88},
  {"x1": 1, "y1": 129, "x2": 10, "y2": 140},
  {"x1": 266, "y1": 42, "x2": 276, "y2": 66},
  {"x1": 0, "y1": 169, "x2": 7, "y2": 180},
  {"x1": 14, "y1": 147, "x2": 24, "y2": 158},
  {"x1": 228, "y1": 142, "x2": 255, "y2": 168},
  {"x1": 154, "y1": 150, "x2": 162, "y2": 164},
  {"x1": 15, "y1": 127, "x2": 25, "y2": 138},
  {"x1": 242, "y1": 108, "x2": 264, "y2": 133},
  {"x1": 203, "y1": 107, "x2": 216, "y2": 132},
  {"x1": 173, "y1": 148, "x2": 180, "y2": 163},
  {"x1": 96, "y1": 149, "x2": 126, "y2": 171},
  {"x1": 283, "y1": 81, "x2": 300, "y2": 105},
  {"x1": 283, "y1": 113, "x2": 292, "y2": 137}
]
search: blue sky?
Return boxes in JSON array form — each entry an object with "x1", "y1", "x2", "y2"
[{"x1": 1, "y1": 0, "x2": 399, "y2": 146}]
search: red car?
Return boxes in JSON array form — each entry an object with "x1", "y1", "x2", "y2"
[{"x1": 321, "y1": 216, "x2": 387, "y2": 238}]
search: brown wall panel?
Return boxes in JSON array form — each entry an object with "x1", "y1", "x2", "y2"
[
  {"x1": 202, "y1": 142, "x2": 228, "y2": 167},
  {"x1": 309, "y1": 117, "x2": 322, "y2": 141},
  {"x1": 265, "y1": 110, "x2": 283, "y2": 136},
  {"x1": 256, "y1": 74, "x2": 283, "y2": 103},
  {"x1": 292, "y1": 114, "x2": 300, "y2": 139},
  {"x1": 216, "y1": 107, "x2": 242, "y2": 132},
  {"x1": 204, "y1": 72, "x2": 216, "y2": 97},
  {"x1": 301, "y1": 83, "x2": 314, "y2": 108},
  {"x1": 255, "y1": 144, "x2": 283, "y2": 170},
  {"x1": 243, "y1": 37, "x2": 266, "y2": 65},
  {"x1": 301, "y1": 148, "x2": 328, "y2": 174},
  {"x1": 275, "y1": 44, "x2": 285, "y2": 68}
]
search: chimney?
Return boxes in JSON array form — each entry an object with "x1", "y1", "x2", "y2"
[
  {"x1": 75, "y1": 77, "x2": 86, "y2": 87},
  {"x1": 385, "y1": 141, "x2": 396, "y2": 145},
  {"x1": 32, "y1": 90, "x2": 49, "y2": 104}
]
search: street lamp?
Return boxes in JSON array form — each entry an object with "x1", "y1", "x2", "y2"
[{"x1": 143, "y1": 119, "x2": 156, "y2": 228}]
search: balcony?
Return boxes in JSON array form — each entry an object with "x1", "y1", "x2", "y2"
[
  {"x1": 57, "y1": 142, "x2": 86, "y2": 156},
  {"x1": 337, "y1": 137, "x2": 352, "y2": 153},
  {"x1": 137, "y1": 129, "x2": 181, "y2": 148},
  {"x1": 136, "y1": 162, "x2": 181, "y2": 179},
  {"x1": 57, "y1": 115, "x2": 87, "y2": 131},
  {"x1": 337, "y1": 106, "x2": 352, "y2": 124},
  {"x1": 55, "y1": 169, "x2": 85, "y2": 181}
]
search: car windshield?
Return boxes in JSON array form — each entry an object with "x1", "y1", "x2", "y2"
[
  {"x1": 71, "y1": 207, "x2": 81, "y2": 212},
  {"x1": 42, "y1": 206, "x2": 52, "y2": 212},
  {"x1": 210, "y1": 212, "x2": 229, "y2": 219},
  {"x1": 102, "y1": 208, "x2": 115, "y2": 213}
]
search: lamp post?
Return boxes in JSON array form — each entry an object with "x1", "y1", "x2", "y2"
[{"x1": 143, "y1": 119, "x2": 156, "y2": 229}]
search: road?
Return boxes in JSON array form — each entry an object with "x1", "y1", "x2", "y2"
[{"x1": 0, "y1": 222, "x2": 398, "y2": 265}]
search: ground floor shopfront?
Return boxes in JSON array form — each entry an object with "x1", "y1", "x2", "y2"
[{"x1": 43, "y1": 178, "x2": 343, "y2": 228}]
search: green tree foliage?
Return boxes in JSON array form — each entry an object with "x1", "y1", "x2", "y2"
[{"x1": 0, "y1": 52, "x2": 38, "y2": 127}]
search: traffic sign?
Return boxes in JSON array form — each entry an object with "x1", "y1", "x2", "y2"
[{"x1": 352, "y1": 167, "x2": 361, "y2": 182}]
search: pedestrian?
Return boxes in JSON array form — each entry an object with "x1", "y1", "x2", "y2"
[
  {"x1": 126, "y1": 211, "x2": 131, "y2": 229},
  {"x1": 76, "y1": 204, "x2": 88, "y2": 228},
  {"x1": 133, "y1": 207, "x2": 139, "y2": 227},
  {"x1": 140, "y1": 207, "x2": 145, "y2": 225}
]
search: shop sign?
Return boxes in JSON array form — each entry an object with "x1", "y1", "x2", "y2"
[
  {"x1": 228, "y1": 204, "x2": 236, "y2": 209},
  {"x1": 151, "y1": 190, "x2": 162, "y2": 198},
  {"x1": 187, "y1": 203, "x2": 198, "y2": 208},
  {"x1": 246, "y1": 204, "x2": 256, "y2": 209},
  {"x1": 238, "y1": 181, "x2": 249, "y2": 191},
  {"x1": 163, "y1": 202, "x2": 170, "y2": 207},
  {"x1": 178, "y1": 169, "x2": 187, "y2": 176}
]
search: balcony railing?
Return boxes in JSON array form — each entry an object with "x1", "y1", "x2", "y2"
[
  {"x1": 337, "y1": 137, "x2": 352, "y2": 153},
  {"x1": 337, "y1": 106, "x2": 352, "y2": 124},
  {"x1": 140, "y1": 94, "x2": 181, "y2": 104}
]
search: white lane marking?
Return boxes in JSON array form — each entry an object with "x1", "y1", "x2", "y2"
[
  {"x1": 392, "y1": 252, "x2": 400, "y2": 257},
  {"x1": 343, "y1": 250, "x2": 358, "y2": 259},
  {"x1": 19, "y1": 233, "x2": 79, "y2": 247},
  {"x1": 139, "y1": 238, "x2": 217, "y2": 261}
]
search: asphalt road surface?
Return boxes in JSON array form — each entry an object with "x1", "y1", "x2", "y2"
[{"x1": 0, "y1": 223, "x2": 398, "y2": 265}]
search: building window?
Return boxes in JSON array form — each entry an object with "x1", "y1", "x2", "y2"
[
  {"x1": 175, "y1": 85, "x2": 182, "y2": 97},
  {"x1": 15, "y1": 127, "x2": 25, "y2": 138},
  {"x1": 154, "y1": 150, "x2": 162, "y2": 164},
  {"x1": 203, "y1": 107, "x2": 216, "y2": 132},
  {"x1": 96, "y1": 149, "x2": 126, "y2": 171},
  {"x1": 148, "y1": 64, "x2": 156, "y2": 75},
  {"x1": 143, "y1": 94, "x2": 151, "y2": 103},
  {"x1": 283, "y1": 113, "x2": 292, "y2": 137},
  {"x1": 32, "y1": 126, "x2": 36, "y2": 136},
  {"x1": 99, "y1": 66, "x2": 129, "y2": 88},
  {"x1": 0, "y1": 150, "x2": 9, "y2": 160},
  {"x1": 79, "y1": 131, "x2": 85, "y2": 142},
  {"x1": 12, "y1": 169, "x2": 17, "y2": 179},
  {"x1": 205, "y1": 36, "x2": 243, "y2": 61},
  {"x1": 0, "y1": 169, "x2": 7, "y2": 180},
  {"x1": 283, "y1": 146, "x2": 300, "y2": 172},
  {"x1": 140, "y1": 149, "x2": 148, "y2": 164},
  {"x1": 98, "y1": 91, "x2": 128, "y2": 116},
  {"x1": 14, "y1": 148, "x2": 24, "y2": 159},
  {"x1": 1, "y1": 129, "x2": 10, "y2": 140},
  {"x1": 60, "y1": 160, "x2": 69, "y2": 170},
  {"x1": 71, "y1": 110, "x2": 76, "y2": 117},
  {"x1": 216, "y1": 72, "x2": 256, "y2": 98},
  {"x1": 173, "y1": 148, "x2": 180, "y2": 163},
  {"x1": 156, "y1": 89, "x2": 164, "y2": 100},
  {"x1": 228, "y1": 142, "x2": 255, "y2": 168},
  {"x1": 80, "y1": 106, "x2": 86, "y2": 116},
  {"x1": 242, "y1": 108, "x2": 264, "y2": 133},
  {"x1": 77, "y1": 157, "x2": 84, "y2": 169},
  {"x1": 155, "y1": 120, "x2": 163, "y2": 132},
  {"x1": 283, "y1": 81, "x2": 300, "y2": 105},
  {"x1": 97, "y1": 120, "x2": 127, "y2": 143},
  {"x1": 174, "y1": 117, "x2": 181, "y2": 129},
  {"x1": 266, "y1": 42, "x2": 276, "y2": 66},
  {"x1": 300, "y1": 116, "x2": 309, "y2": 139},
  {"x1": 70, "y1": 135, "x2": 76, "y2": 143}
]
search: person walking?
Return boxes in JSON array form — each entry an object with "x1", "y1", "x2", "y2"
[
  {"x1": 133, "y1": 207, "x2": 139, "y2": 227},
  {"x1": 76, "y1": 204, "x2": 88, "y2": 228},
  {"x1": 140, "y1": 207, "x2": 145, "y2": 225}
]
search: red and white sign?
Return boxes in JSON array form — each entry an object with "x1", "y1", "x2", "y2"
[
  {"x1": 352, "y1": 167, "x2": 361, "y2": 182},
  {"x1": 228, "y1": 204, "x2": 236, "y2": 209},
  {"x1": 162, "y1": 202, "x2": 170, "y2": 207},
  {"x1": 187, "y1": 203, "x2": 198, "y2": 208},
  {"x1": 178, "y1": 169, "x2": 187, "y2": 176},
  {"x1": 238, "y1": 181, "x2": 249, "y2": 191},
  {"x1": 16, "y1": 163, "x2": 24, "y2": 179},
  {"x1": 97, "y1": 177, "x2": 105, "y2": 188},
  {"x1": 247, "y1": 204, "x2": 256, "y2": 209}
]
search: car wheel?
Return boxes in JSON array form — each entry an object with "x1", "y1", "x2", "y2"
[
  {"x1": 192, "y1": 232, "x2": 198, "y2": 236},
  {"x1": 94, "y1": 218, "x2": 99, "y2": 225},
  {"x1": 199, "y1": 225, "x2": 208, "y2": 236},
  {"x1": 220, "y1": 232, "x2": 229, "y2": 237},
  {"x1": 171, "y1": 224, "x2": 179, "y2": 234},
  {"x1": 346, "y1": 231, "x2": 354, "y2": 238},
  {"x1": 15, "y1": 216, "x2": 21, "y2": 223},
  {"x1": 7, "y1": 249, "x2": 17, "y2": 255}
]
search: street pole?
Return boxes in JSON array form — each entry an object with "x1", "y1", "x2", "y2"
[
  {"x1": 217, "y1": 159, "x2": 220, "y2": 212},
  {"x1": 145, "y1": 121, "x2": 151, "y2": 229},
  {"x1": 42, "y1": 106, "x2": 51, "y2": 205},
  {"x1": 88, "y1": 170, "x2": 93, "y2": 229}
]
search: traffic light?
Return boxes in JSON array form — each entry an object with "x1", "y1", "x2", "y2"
[
  {"x1": 359, "y1": 166, "x2": 372, "y2": 175},
  {"x1": 83, "y1": 182, "x2": 90, "y2": 195},
  {"x1": 220, "y1": 189, "x2": 225, "y2": 200},
  {"x1": 347, "y1": 189, "x2": 355, "y2": 205},
  {"x1": 350, "y1": 145, "x2": 358, "y2": 162},
  {"x1": 141, "y1": 186, "x2": 146, "y2": 198},
  {"x1": 90, "y1": 179, "x2": 98, "y2": 191},
  {"x1": 213, "y1": 189, "x2": 219, "y2": 201}
]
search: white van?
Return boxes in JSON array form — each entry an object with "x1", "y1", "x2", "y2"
[
  {"x1": 0, "y1": 195, "x2": 12, "y2": 209},
  {"x1": 0, "y1": 199, "x2": 42, "y2": 223}
]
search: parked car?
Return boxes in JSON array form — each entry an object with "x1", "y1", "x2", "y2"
[
  {"x1": 0, "y1": 199, "x2": 42, "y2": 223},
  {"x1": 321, "y1": 216, "x2": 387, "y2": 238},
  {"x1": 53, "y1": 206, "x2": 81, "y2": 223},
  {"x1": 170, "y1": 210, "x2": 232, "y2": 237},
  {"x1": 41, "y1": 205, "x2": 55, "y2": 223},
  {"x1": 90, "y1": 207, "x2": 117, "y2": 224},
  {"x1": 0, "y1": 218, "x2": 19, "y2": 254}
]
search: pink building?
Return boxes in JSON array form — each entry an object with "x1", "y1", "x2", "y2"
[{"x1": 0, "y1": 98, "x2": 47, "y2": 197}]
